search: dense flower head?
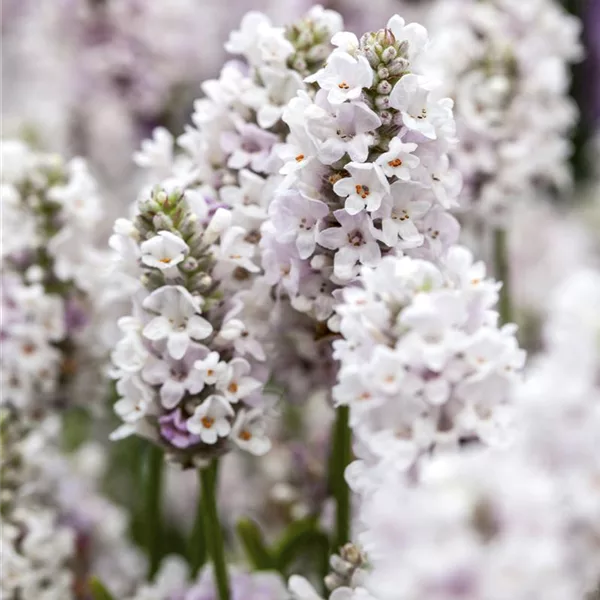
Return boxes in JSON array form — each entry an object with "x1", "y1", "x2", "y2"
[
  {"x1": 333, "y1": 249, "x2": 525, "y2": 483},
  {"x1": 513, "y1": 269, "x2": 600, "y2": 589},
  {"x1": 0, "y1": 408, "x2": 144, "y2": 599},
  {"x1": 262, "y1": 14, "x2": 461, "y2": 323},
  {"x1": 1, "y1": 140, "x2": 107, "y2": 415},
  {"x1": 353, "y1": 451, "x2": 587, "y2": 600},
  {"x1": 109, "y1": 186, "x2": 275, "y2": 466},
  {"x1": 132, "y1": 7, "x2": 345, "y2": 407},
  {"x1": 427, "y1": 0, "x2": 583, "y2": 221}
]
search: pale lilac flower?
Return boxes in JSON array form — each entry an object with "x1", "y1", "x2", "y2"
[
  {"x1": 390, "y1": 74, "x2": 446, "y2": 140},
  {"x1": 373, "y1": 181, "x2": 430, "y2": 247},
  {"x1": 231, "y1": 409, "x2": 272, "y2": 456},
  {"x1": 159, "y1": 409, "x2": 202, "y2": 449},
  {"x1": 269, "y1": 190, "x2": 329, "y2": 259},
  {"x1": 142, "y1": 346, "x2": 207, "y2": 409},
  {"x1": 140, "y1": 231, "x2": 189, "y2": 272},
  {"x1": 187, "y1": 395, "x2": 235, "y2": 444},
  {"x1": 306, "y1": 52, "x2": 373, "y2": 104},
  {"x1": 333, "y1": 163, "x2": 390, "y2": 214},
  {"x1": 375, "y1": 137, "x2": 420, "y2": 180},
  {"x1": 318, "y1": 210, "x2": 381, "y2": 280},
  {"x1": 194, "y1": 351, "x2": 229, "y2": 386},
  {"x1": 222, "y1": 120, "x2": 279, "y2": 173},
  {"x1": 142, "y1": 286, "x2": 213, "y2": 360},
  {"x1": 217, "y1": 357, "x2": 262, "y2": 403}
]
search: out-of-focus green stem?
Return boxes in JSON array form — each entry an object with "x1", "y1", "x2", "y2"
[
  {"x1": 200, "y1": 460, "x2": 230, "y2": 600},
  {"x1": 493, "y1": 228, "x2": 513, "y2": 325},
  {"x1": 144, "y1": 445, "x2": 164, "y2": 578},
  {"x1": 331, "y1": 405, "x2": 352, "y2": 552}
]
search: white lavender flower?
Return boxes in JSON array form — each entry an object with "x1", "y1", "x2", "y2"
[
  {"x1": 333, "y1": 248, "x2": 525, "y2": 483},
  {"x1": 262, "y1": 15, "x2": 461, "y2": 324},
  {"x1": 109, "y1": 187, "x2": 275, "y2": 465},
  {"x1": 1, "y1": 140, "x2": 107, "y2": 415},
  {"x1": 0, "y1": 409, "x2": 145, "y2": 599},
  {"x1": 427, "y1": 0, "x2": 583, "y2": 222}
]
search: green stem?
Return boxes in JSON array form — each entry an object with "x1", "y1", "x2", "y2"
[
  {"x1": 331, "y1": 405, "x2": 352, "y2": 552},
  {"x1": 188, "y1": 478, "x2": 207, "y2": 576},
  {"x1": 200, "y1": 460, "x2": 230, "y2": 600},
  {"x1": 493, "y1": 228, "x2": 513, "y2": 325},
  {"x1": 145, "y1": 445, "x2": 164, "y2": 578}
]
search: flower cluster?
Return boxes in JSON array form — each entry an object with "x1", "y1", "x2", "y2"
[
  {"x1": 128, "y1": 557, "x2": 288, "y2": 600},
  {"x1": 352, "y1": 452, "x2": 585, "y2": 600},
  {"x1": 513, "y1": 269, "x2": 600, "y2": 590},
  {"x1": 0, "y1": 408, "x2": 145, "y2": 599},
  {"x1": 109, "y1": 187, "x2": 274, "y2": 465},
  {"x1": 132, "y1": 6, "x2": 344, "y2": 403},
  {"x1": 333, "y1": 248, "x2": 525, "y2": 484},
  {"x1": 262, "y1": 15, "x2": 461, "y2": 323},
  {"x1": 1, "y1": 410, "x2": 76, "y2": 599},
  {"x1": 290, "y1": 267, "x2": 599, "y2": 600},
  {"x1": 427, "y1": 0, "x2": 582, "y2": 221},
  {"x1": 1, "y1": 140, "x2": 106, "y2": 415}
]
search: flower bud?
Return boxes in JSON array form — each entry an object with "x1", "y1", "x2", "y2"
[
  {"x1": 153, "y1": 213, "x2": 173, "y2": 231},
  {"x1": 381, "y1": 46, "x2": 397, "y2": 64},
  {"x1": 324, "y1": 573, "x2": 344, "y2": 592},
  {"x1": 363, "y1": 46, "x2": 380, "y2": 68},
  {"x1": 190, "y1": 273, "x2": 213, "y2": 293},
  {"x1": 307, "y1": 44, "x2": 330, "y2": 62},
  {"x1": 180, "y1": 257, "x2": 199, "y2": 273},
  {"x1": 292, "y1": 56, "x2": 307, "y2": 73},
  {"x1": 377, "y1": 80, "x2": 392, "y2": 95},
  {"x1": 377, "y1": 66, "x2": 390, "y2": 79},
  {"x1": 375, "y1": 95, "x2": 391, "y2": 110},
  {"x1": 388, "y1": 57, "x2": 409, "y2": 75}
]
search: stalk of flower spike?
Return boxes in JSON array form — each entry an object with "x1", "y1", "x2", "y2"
[
  {"x1": 260, "y1": 12, "x2": 461, "y2": 556},
  {"x1": 109, "y1": 184, "x2": 274, "y2": 466},
  {"x1": 144, "y1": 444, "x2": 164, "y2": 578},
  {"x1": 261, "y1": 15, "x2": 461, "y2": 327},
  {"x1": 200, "y1": 460, "x2": 230, "y2": 600},
  {"x1": 1, "y1": 139, "x2": 107, "y2": 418},
  {"x1": 492, "y1": 228, "x2": 512, "y2": 324}
]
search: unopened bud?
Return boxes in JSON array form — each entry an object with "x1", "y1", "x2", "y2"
[
  {"x1": 377, "y1": 66, "x2": 390, "y2": 79},
  {"x1": 377, "y1": 80, "x2": 392, "y2": 95},
  {"x1": 381, "y1": 46, "x2": 397, "y2": 64},
  {"x1": 307, "y1": 44, "x2": 330, "y2": 63},
  {"x1": 388, "y1": 57, "x2": 409, "y2": 76},
  {"x1": 190, "y1": 273, "x2": 213, "y2": 293},
  {"x1": 153, "y1": 213, "x2": 173, "y2": 231},
  {"x1": 375, "y1": 95, "x2": 391, "y2": 110},
  {"x1": 397, "y1": 40, "x2": 410, "y2": 57},
  {"x1": 324, "y1": 573, "x2": 344, "y2": 592},
  {"x1": 363, "y1": 46, "x2": 380, "y2": 68},
  {"x1": 330, "y1": 554, "x2": 353, "y2": 576},
  {"x1": 180, "y1": 257, "x2": 198, "y2": 273},
  {"x1": 292, "y1": 56, "x2": 307, "y2": 72},
  {"x1": 340, "y1": 543, "x2": 363, "y2": 566}
]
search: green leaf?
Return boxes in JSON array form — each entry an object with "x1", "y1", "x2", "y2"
[
  {"x1": 273, "y1": 518, "x2": 330, "y2": 575},
  {"x1": 236, "y1": 518, "x2": 276, "y2": 571},
  {"x1": 89, "y1": 577, "x2": 115, "y2": 600}
]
